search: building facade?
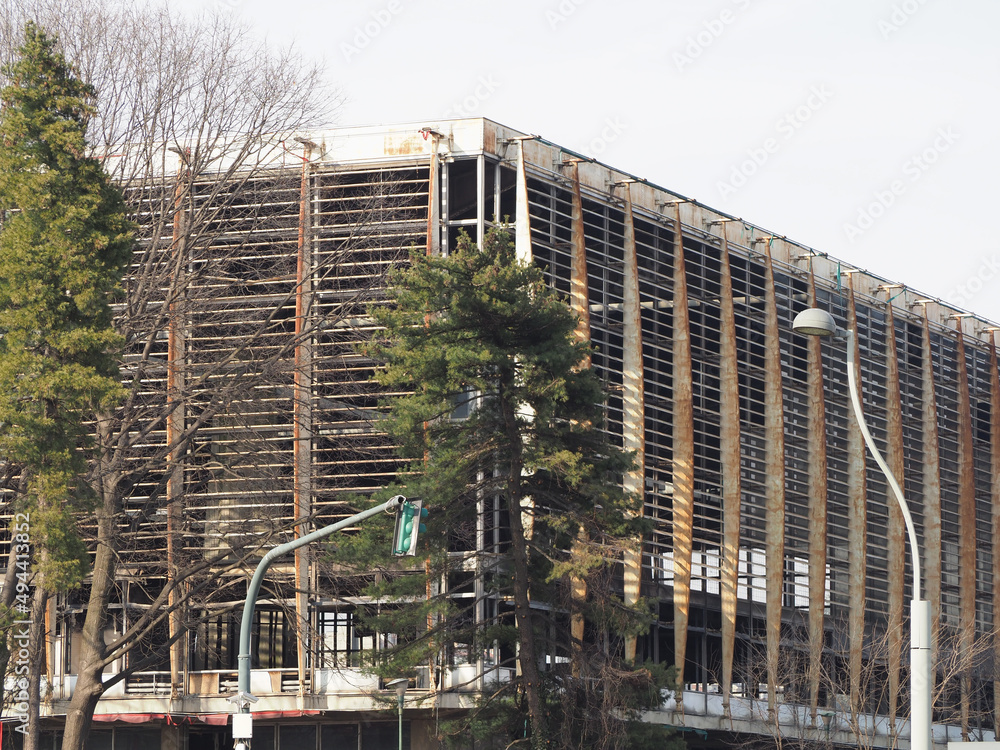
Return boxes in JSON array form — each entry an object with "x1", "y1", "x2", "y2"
[{"x1": 5, "y1": 118, "x2": 1000, "y2": 748}]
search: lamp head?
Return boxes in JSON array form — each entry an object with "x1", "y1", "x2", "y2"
[
  {"x1": 386, "y1": 677, "x2": 409, "y2": 699},
  {"x1": 791, "y1": 308, "x2": 846, "y2": 338}
]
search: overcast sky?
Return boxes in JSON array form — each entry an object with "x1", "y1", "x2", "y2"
[{"x1": 161, "y1": 0, "x2": 1000, "y2": 322}]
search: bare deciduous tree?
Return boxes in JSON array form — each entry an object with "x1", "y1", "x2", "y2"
[
  {"x1": 726, "y1": 617, "x2": 1000, "y2": 750},
  {"x1": 0, "y1": 3, "x2": 416, "y2": 749}
]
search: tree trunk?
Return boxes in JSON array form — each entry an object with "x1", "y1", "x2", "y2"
[
  {"x1": 508, "y1": 505, "x2": 546, "y2": 748},
  {"x1": 60, "y1": 674, "x2": 104, "y2": 750},
  {"x1": 501, "y1": 385, "x2": 547, "y2": 748},
  {"x1": 24, "y1": 584, "x2": 47, "y2": 750},
  {"x1": 0, "y1": 541, "x2": 21, "y2": 712},
  {"x1": 62, "y1": 453, "x2": 119, "y2": 750}
]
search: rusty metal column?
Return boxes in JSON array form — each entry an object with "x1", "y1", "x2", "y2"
[
  {"x1": 166, "y1": 162, "x2": 188, "y2": 699},
  {"x1": 515, "y1": 137, "x2": 535, "y2": 265},
  {"x1": 920, "y1": 310, "x2": 942, "y2": 656},
  {"x1": 989, "y1": 332, "x2": 1000, "y2": 726},
  {"x1": 424, "y1": 143, "x2": 442, "y2": 692},
  {"x1": 293, "y1": 142, "x2": 314, "y2": 693},
  {"x1": 45, "y1": 596, "x2": 55, "y2": 700},
  {"x1": 717, "y1": 223, "x2": 741, "y2": 716},
  {"x1": 621, "y1": 184, "x2": 647, "y2": 665},
  {"x1": 883, "y1": 297, "x2": 906, "y2": 731},
  {"x1": 667, "y1": 202, "x2": 693, "y2": 697},
  {"x1": 762, "y1": 243, "x2": 786, "y2": 717},
  {"x1": 569, "y1": 161, "x2": 591, "y2": 675},
  {"x1": 569, "y1": 162, "x2": 591, "y2": 360},
  {"x1": 954, "y1": 319, "x2": 976, "y2": 739},
  {"x1": 805, "y1": 267, "x2": 828, "y2": 723},
  {"x1": 514, "y1": 138, "x2": 537, "y2": 550},
  {"x1": 426, "y1": 135, "x2": 440, "y2": 257},
  {"x1": 845, "y1": 282, "x2": 867, "y2": 714}
]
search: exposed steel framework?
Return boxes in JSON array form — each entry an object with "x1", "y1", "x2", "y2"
[{"x1": 4, "y1": 118, "x2": 1000, "y2": 747}]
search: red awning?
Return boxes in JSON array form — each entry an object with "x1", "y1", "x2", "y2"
[
  {"x1": 93, "y1": 710, "x2": 321, "y2": 725},
  {"x1": 244, "y1": 711, "x2": 321, "y2": 720},
  {"x1": 93, "y1": 714, "x2": 157, "y2": 724}
]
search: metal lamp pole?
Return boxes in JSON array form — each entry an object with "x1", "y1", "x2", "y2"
[
  {"x1": 792, "y1": 308, "x2": 932, "y2": 750},
  {"x1": 232, "y1": 495, "x2": 407, "y2": 746},
  {"x1": 386, "y1": 677, "x2": 408, "y2": 750}
]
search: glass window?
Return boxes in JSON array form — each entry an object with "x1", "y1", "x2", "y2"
[
  {"x1": 321, "y1": 724, "x2": 358, "y2": 750},
  {"x1": 115, "y1": 729, "x2": 161, "y2": 750},
  {"x1": 84, "y1": 731, "x2": 112, "y2": 750},
  {"x1": 315, "y1": 609, "x2": 374, "y2": 668},
  {"x1": 254, "y1": 609, "x2": 296, "y2": 669},
  {"x1": 279, "y1": 725, "x2": 316, "y2": 749},
  {"x1": 252, "y1": 726, "x2": 275, "y2": 750},
  {"x1": 499, "y1": 166, "x2": 516, "y2": 222},
  {"x1": 200, "y1": 610, "x2": 236, "y2": 670},
  {"x1": 448, "y1": 159, "x2": 477, "y2": 222},
  {"x1": 483, "y1": 160, "x2": 497, "y2": 222},
  {"x1": 361, "y1": 721, "x2": 409, "y2": 750}
]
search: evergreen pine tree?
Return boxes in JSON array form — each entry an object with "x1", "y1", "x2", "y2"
[
  {"x1": 358, "y1": 228, "x2": 679, "y2": 749},
  {"x1": 0, "y1": 25, "x2": 131, "y2": 743},
  {"x1": 0, "y1": 20, "x2": 132, "y2": 588}
]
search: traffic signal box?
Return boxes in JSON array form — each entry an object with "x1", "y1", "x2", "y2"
[{"x1": 392, "y1": 498, "x2": 428, "y2": 556}]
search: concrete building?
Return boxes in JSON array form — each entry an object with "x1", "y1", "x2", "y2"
[{"x1": 8, "y1": 117, "x2": 1000, "y2": 748}]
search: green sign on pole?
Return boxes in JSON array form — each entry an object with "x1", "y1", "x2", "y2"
[{"x1": 392, "y1": 498, "x2": 427, "y2": 556}]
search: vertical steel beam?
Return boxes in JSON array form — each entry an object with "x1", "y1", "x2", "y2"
[
  {"x1": 920, "y1": 311, "x2": 942, "y2": 656},
  {"x1": 476, "y1": 153, "x2": 486, "y2": 248},
  {"x1": 424, "y1": 140, "x2": 441, "y2": 687},
  {"x1": 621, "y1": 184, "x2": 647, "y2": 665},
  {"x1": 806, "y1": 267, "x2": 828, "y2": 722},
  {"x1": 846, "y1": 282, "x2": 867, "y2": 714},
  {"x1": 569, "y1": 162, "x2": 590, "y2": 675},
  {"x1": 989, "y1": 332, "x2": 1000, "y2": 728},
  {"x1": 45, "y1": 595, "x2": 55, "y2": 700},
  {"x1": 718, "y1": 225, "x2": 741, "y2": 716},
  {"x1": 426, "y1": 137, "x2": 440, "y2": 256},
  {"x1": 668, "y1": 203, "x2": 693, "y2": 693},
  {"x1": 514, "y1": 140, "x2": 536, "y2": 546},
  {"x1": 762, "y1": 244, "x2": 786, "y2": 717},
  {"x1": 883, "y1": 300, "x2": 906, "y2": 729},
  {"x1": 569, "y1": 162, "x2": 592, "y2": 363},
  {"x1": 954, "y1": 320, "x2": 976, "y2": 739},
  {"x1": 166, "y1": 166, "x2": 187, "y2": 698},
  {"x1": 293, "y1": 143, "x2": 314, "y2": 693},
  {"x1": 515, "y1": 139, "x2": 533, "y2": 265}
]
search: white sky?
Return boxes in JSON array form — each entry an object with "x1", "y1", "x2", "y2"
[{"x1": 161, "y1": 0, "x2": 1000, "y2": 321}]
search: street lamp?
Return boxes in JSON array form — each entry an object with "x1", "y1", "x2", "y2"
[
  {"x1": 232, "y1": 495, "x2": 411, "y2": 749},
  {"x1": 386, "y1": 678, "x2": 409, "y2": 750},
  {"x1": 792, "y1": 307, "x2": 932, "y2": 750}
]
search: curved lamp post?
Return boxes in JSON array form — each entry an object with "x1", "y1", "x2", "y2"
[
  {"x1": 386, "y1": 677, "x2": 409, "y2": 750},
  {"x1": 231, "y1": 495, "x2": 408, "y2": 748},
  {"x1": 792, "y1": 308, "x2": 932, "y2": 750}
]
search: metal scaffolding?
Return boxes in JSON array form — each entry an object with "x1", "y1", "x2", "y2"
[{"x1": 4, "y1": 118, "x2": 1000, "y2": 746}]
